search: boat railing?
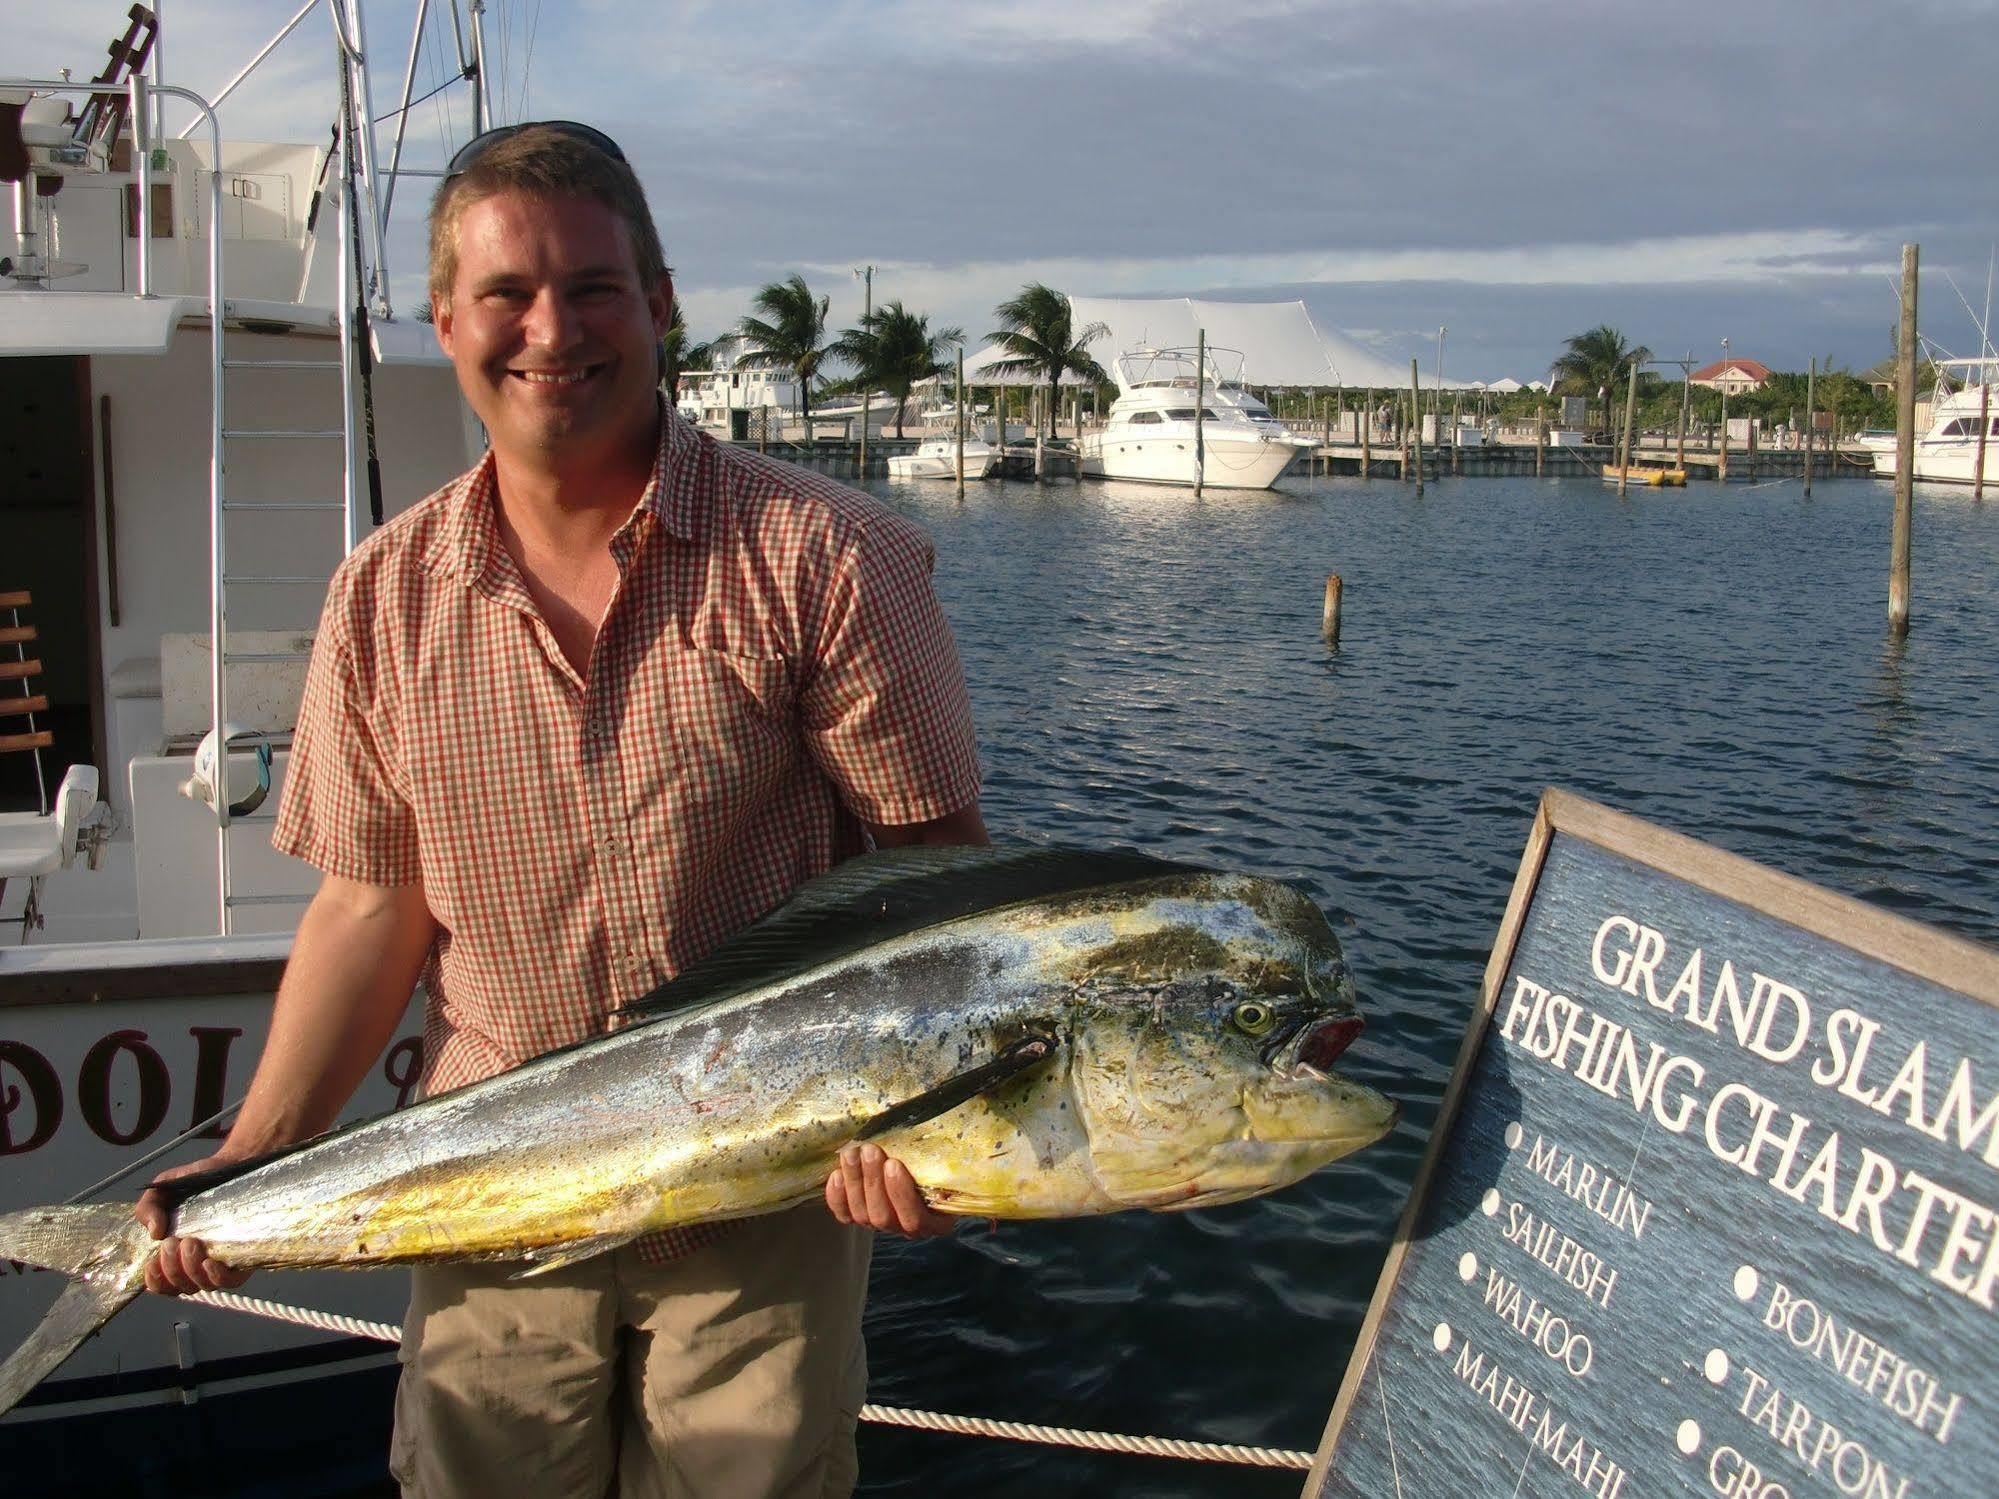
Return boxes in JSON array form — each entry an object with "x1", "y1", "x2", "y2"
[{"x1": 5, "y1": 68, "x2": 373, "y2": 937}]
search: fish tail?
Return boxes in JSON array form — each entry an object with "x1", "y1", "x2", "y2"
[{"x1": 0, "y1": 1205, "x2": 154, "y2": 1417}]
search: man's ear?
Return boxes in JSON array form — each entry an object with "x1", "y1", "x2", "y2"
[
  {"x1": 433, "y1": 295, "x2": 455, "y2": 358},
  {"x1": 649, "y1": 271, "x2": 673, "y2": 338}
]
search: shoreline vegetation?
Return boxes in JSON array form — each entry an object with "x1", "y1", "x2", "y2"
[{"x1": 674, "y1": 284, "x2": 1912, "y2": 439}]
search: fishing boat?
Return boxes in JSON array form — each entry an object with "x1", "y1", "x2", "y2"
[
  {"x1": 0, "y1": 4, "x2": 492, "y2": 1491},
  {"x1": 1078, "y1": 346, "x2": 1301, "y2": 490},
  {"x1": 885, "y1": 433, "x2": 999, "y2": 480},
  {"x1": 1869, "y1": 359, "x2": 1998, "y2": 486}
]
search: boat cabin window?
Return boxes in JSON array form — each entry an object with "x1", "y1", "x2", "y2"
[
  {"x1": 1128, "y1": 410, "x2": 1163, "y2": 424},
  {"x1": 1165, "y1": 407, "x2": 1224, "y2": 421},
  {"x1": 1942, "y1": 416, "x2": 1999, "y2": 437}
]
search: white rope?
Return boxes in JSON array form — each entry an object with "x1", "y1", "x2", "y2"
[
  {"x1": 188, "y1": 1289, "x2": 403, "y2": 1346},
  {"x1": 182, "y1": 1290, "x2": 1314, "y2": 1470},
  {"x1": 856, "y1": 1401, "x2": 1312, "y2": 1469}
]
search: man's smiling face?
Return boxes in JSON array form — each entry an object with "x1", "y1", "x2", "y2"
[{"x1": 435, "y1": 189, "x2": 671, "y2": 466}]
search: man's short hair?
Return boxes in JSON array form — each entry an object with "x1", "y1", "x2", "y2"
[{"x1": 426, "y1": 125, "x2": 668, "y2": 311}]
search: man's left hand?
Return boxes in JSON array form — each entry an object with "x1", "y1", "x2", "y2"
[{"x1": 825, "y1": 1142, "x2": 957, "y2": 1239}]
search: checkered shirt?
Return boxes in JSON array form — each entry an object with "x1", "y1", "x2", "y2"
[{"x1": 271, "y1": 408, "x2": 983, "y2": 1259}]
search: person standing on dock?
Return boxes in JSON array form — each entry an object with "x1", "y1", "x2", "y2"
[{"x1": 135, "y1": 123, "x2": 985, "y2": 1499}]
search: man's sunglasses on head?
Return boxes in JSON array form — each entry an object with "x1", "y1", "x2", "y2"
[{"x1": 445, "y1": 121, "x2": 628, "y2": 179}]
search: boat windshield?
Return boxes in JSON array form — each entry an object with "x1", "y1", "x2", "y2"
[{"x1": 1165, "y1": 408, "x2": 1225, "y2": 421}]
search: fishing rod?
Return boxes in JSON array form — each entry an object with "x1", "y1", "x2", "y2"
[{"x1": 336, "y1": 36, "x2": 385, "y2": 526}]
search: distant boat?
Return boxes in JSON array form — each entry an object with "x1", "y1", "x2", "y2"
[
  {"x1": 1079, "y1": 347, "x2": 1300, "y2": 490},
  {"x1": 886, "y1": 434, "x2": 999, "y2": 480}
]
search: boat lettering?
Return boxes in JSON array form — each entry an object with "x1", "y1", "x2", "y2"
[{"x1": 0, "y1": 1028, "x2": 426, "y2": 1153}]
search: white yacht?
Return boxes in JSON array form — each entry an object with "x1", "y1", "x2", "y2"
[
  {"x1": 1871, "y1": 360, "x2": 1999, "y2": 486},
  {"x1": 886, "y1": 433, "x2": 999, "y2": 480},
  {"x1": 1079, "y1": 347, "x2": 1300, "y2": 489},
  {"x1": 0, "y1": 6, "x2": 486, "y2": 1489}
]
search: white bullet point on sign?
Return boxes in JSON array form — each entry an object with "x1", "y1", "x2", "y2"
[
  {"x1": 1481, "y1": 1189, "x2": 1501, "y2": 1217},
  {"x1": 1705, "y1": 1349, "x2": 1729, "y2": 1384},
  {"x1": 1504, "y1": 1122, "x2": 1524, "y2": 1150},
  {"x1": 1676, "y1": 1420, "x2": 1701, "y2": 1456},
  {"x1": 1434, "y1": 1322, "x2": 1453, "y2": 1353},
  {"x1": 1734, "y1": 1265, "x2": 1759, "y2": 1302},
  {"x1": 1459, "y1": 1252, "x2": 1478, "y2": 1282}
]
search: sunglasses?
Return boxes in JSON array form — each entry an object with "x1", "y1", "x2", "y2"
[{"x1": 444, "y1": 120, "x2": 629, "y2": 179}]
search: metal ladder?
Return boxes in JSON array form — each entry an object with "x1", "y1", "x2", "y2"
[{"x1": 208, "y1": 85, "x2": 373, "y2": 936}]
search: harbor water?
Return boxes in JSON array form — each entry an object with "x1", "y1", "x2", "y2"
[{"x1": 852, "y1": 471, "x2": 1999, "y2": 1497}]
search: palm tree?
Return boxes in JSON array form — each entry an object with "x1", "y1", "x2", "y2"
[
  {"x1": 1551, "y1": 325, "x2": 1652, "y2": 434},
  {"x1": 827, "y1": 302, "x2": 964, "y2": 438},
  {"x1": 658, "y1": 305, "x2": 729, "y2": 405},
  {"x1": 983, "y1": 283, "x2": 1109, "y2": 438},
  {"x1": 739, "y1": 274, "x2": 832, "y2": 428}
]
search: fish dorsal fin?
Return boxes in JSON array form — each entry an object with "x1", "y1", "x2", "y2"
[{"x1": 618, "y1": 844, "x2": 1194, "y2": 1023}]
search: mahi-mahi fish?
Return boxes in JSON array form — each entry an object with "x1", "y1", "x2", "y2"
[{"x1": 0, "y1": 844, "x2": 1398, "y2": 1412}]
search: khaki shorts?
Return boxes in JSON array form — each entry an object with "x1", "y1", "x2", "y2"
[{"x1": 389, "y1": 1203, "x2": 872, "y2": 1499}]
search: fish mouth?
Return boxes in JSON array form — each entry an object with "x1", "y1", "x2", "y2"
[{"x1": 1262, "y1": 1011, "x2": 1364, "y2": 1077}]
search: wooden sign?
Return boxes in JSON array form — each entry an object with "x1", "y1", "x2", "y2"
[{"x1": 1305, "y1": 789, "x2": 1999, "y2": 1499}]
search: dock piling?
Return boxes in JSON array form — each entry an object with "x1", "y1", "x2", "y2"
[
  {"x1": 1976, "y1": 380, "x2": 1990, "y2": 503},
  {"x1": 1361, "y1": 388, "x2": 1373, "y2": 478},
  {"x1": 1890, "y1": 243, "x2": 1918, "y2": 634},
  {"x1": 1617, "y1": 360, "x2": 1638, "y2": 497},
  {"x1": 955, "y1": 348, "x2": 965, "y2": 497},
  {"x1": 1409, "y1": 359, "x2": 1424, "y2": 497},
  {"x1": 1321, "y1": 574, "x2": 1342, "y2": 645},
  {"x1": 1803, "y1": 357, "x2": 1815, "y2": 498}
]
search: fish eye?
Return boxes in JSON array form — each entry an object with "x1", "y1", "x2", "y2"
[{"x1": 1232, "y1": 1000, "x2": 1277, "y2": 1036}]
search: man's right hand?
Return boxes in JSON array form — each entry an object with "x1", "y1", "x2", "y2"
[{"x1": 136, "y1": 1154, "x2": 254, "y2": 1297}]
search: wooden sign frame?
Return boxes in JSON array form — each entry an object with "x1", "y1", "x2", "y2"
[{"x1": 1301, "y1": 786, "x2": 1999, "y2": 1494}]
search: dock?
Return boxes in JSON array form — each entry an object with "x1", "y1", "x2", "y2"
[{"x1": 712, "y1": 431, "x2": 1878, "y2": 485}]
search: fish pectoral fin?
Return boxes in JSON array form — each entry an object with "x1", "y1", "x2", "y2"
[
  {"x1": 853, "y1": 1032, "x2": 1057, "y2": 1143},
  {"x1": 509, "y1": 1231, "x2": 641, "y2": 1280}
]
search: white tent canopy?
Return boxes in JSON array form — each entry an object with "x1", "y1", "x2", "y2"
[{"x1": 1064, "y1": 295, "x2": 1455, "y2": 390}]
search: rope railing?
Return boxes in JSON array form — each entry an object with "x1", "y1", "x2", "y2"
[{"x1": 185, "y1": 1288, "x2": 1314, "y2": 1470}]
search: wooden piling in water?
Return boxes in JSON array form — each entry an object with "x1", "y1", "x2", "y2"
[
  {"x1": 1535, "y1": 406, "x2": 1546, "y2": 476},
  {"x1": 1617, "y1": 360, "x2": 1638, "y2": 497},
  {"x1": 1322, "y1": 574, "x2": 1342, "y2": 645},
  {"x1": 1890, "y1": 243, "x2": 1918, "y2": 634},
  {"x1": 1194, "y1": 328, "x2": 1207, "y2": 498},
  {"x1": 1677, "y1": 352, "x2": 1691, "y2": 470},
  {"x1": 1450, "y1": 393, "x2": 1462, "y2": 475},
  {"x1": 1362, "y1": 388, "x2": 1373, "y2": 477},
  {"x1": 1409, "y1": 359, "x2": 1425, "y2": 497},
  {"x1": 1975, "y1": 380, "x2": 1991, "y2": 503},
  {"x1": 955, "y1": 348, "x2": 966, "y2": 497},
  {"x1": 1803, "y1": 357, "x2": 1816, "y2": 498}
]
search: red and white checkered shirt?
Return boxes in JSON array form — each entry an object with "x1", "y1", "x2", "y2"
[{"x1": 272, "y1": 408, "x2": 983, "y2": 1258}]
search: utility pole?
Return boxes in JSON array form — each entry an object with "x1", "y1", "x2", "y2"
[
  {"x1": 1890, "y1": 244, "x2": 1918, "y2": 633},
  {"x1": 854, "y1": 265, "x2": 872, "y2": 481}
]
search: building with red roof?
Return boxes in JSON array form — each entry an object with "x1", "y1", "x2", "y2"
[{"x1": 1689, "y1": 357, "x2": 1774, "y2": 393}]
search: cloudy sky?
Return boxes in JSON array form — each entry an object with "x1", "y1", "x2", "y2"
[{"x1": 26, "y1": 1, "x2": 1999, "y2": 381}]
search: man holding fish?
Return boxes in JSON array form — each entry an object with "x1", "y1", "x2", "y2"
[{"x1": 138, "y1": 122, "x2": 986, "y2": 1497}]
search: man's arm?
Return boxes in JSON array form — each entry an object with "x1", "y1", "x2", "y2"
[
  {"x1": 864, "y1": 802, "x2": 988, "y2": 849},
  {"x1": 827, "y1": 801, "x2": 987, "y2": 1238},
  {"x1": 137, "y1": 872, "x2": 437, "y2": 1294}
]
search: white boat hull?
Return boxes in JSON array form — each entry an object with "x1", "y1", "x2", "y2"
[
  {"x1": 0, "y1": 947, "x2": 424, "y2": 1478},
  {"x1": 1080, "y1": 431, "x2": 1298, "y2": 490},
  {"x1": 1870, "y1": 440, "x2": 1999, "y2": 485},
  {"x1": 886, "y1": 442, "x2": 998, "y2": 480}
]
